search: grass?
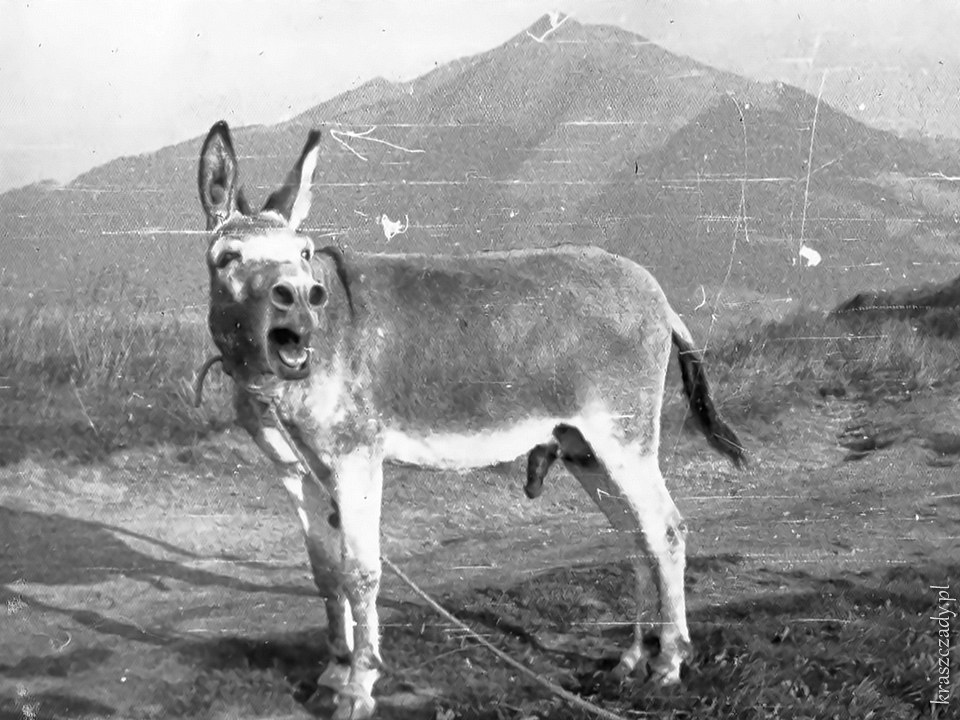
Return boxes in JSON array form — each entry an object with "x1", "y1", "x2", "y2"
[
  {"x1": 492, "y1": 562, "x2": 945, "y2": 718},
  {"x1": 386, "y1": 560, "x2": 951, "y2": 720},
  {"x1": 90, "y1": 560, "x2": 951, "y2": 720},
  {"x1": 0, "y1": 276, "x2": 232, "y2": 466},
  {"x1": 3, "y1": 276, "x2": 960, "y2": 466},
  {"x1": 703, "y1": 308, "x2": 960, "y2": 425}
]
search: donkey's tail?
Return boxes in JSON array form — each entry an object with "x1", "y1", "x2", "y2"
[{"x1": 668, "y1": 309, "x2": 746, "y2": 468}]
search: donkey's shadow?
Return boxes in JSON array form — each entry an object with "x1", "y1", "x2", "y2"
[{"x1": 0, "y1": 504, "x2": 313, "y2": 607}]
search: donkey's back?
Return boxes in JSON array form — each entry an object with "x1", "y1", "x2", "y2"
[{"x1": 347, "y1": 244, "x2": 676, "y2": 439}]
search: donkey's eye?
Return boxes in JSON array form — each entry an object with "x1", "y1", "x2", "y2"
[
  {"x1": 216, "y1": 251, "x2": 241, "y2": 269},
  {"x1": 301, "y1": 248, "x2": 313, "y2": 261}
]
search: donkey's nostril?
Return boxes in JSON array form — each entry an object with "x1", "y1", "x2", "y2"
[
  {"x1": 308, "y1": 283, "x2": 327, "y2": 307},
  {"x1": 271, "y1": 283, "x2": 296, "y2": 309}
]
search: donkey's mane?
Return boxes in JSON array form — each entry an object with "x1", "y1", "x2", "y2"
[{"x1": 317, "y1": 245, "x2": 356, "y2": 320}]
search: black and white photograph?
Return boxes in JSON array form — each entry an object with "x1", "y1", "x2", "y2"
[{"x1": 1, "y1": 1, "x2": 957, "y2": 718}]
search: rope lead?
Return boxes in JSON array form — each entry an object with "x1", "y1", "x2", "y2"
[{"x1": 193, "y1": 355, "x2": 223, "y2": 408}]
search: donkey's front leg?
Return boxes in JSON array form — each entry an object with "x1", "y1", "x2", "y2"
[
  {"x1": 286, "y1": 468, "x2": 355, "y2": 693},
  {"x1": 330, "y1": 445, "x2": 384, "y2": 720},
  {"x1": 234, "y1": 393, "x2": 354, "y2": 695}
]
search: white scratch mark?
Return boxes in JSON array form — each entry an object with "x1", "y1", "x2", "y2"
[
  {"x1": 330, "y1": 126, "x2": 425, "y2": 162},
  {"x1": 561, "y1": 120, "x2": 651, "y2": 126},
  {"x1": 798, "y1": 243, "x2": 822, "y2": 267},
  {"x1": 698, "y1": 214, "x2": 759, "y2": 221},
  {"x1": 798, "y1": 71, "x2": 827, "y2": 253},
  {"x1": 526, "y1": 11, "x2": 571, "y2": 43},
  {"x1": 694, "y1": 285, "x2": 707, "y2": 311},
  {"x1": 450, "y1": 565, "x2": 496, "y2": 570},
  {"x1": 379, "y1": 213, "x2": 409, "y2": 241},
  {"x1": 100, "y1": 229, "x2": 208, "y2": 236}
]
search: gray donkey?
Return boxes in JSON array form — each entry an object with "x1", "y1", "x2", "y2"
[{"x1": 197, "y1": 121, "x2": 744, "y2": 719}]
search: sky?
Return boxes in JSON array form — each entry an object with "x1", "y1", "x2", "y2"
[{"x1": 3, "y1": 0, "x2": 959, "y2": 192}]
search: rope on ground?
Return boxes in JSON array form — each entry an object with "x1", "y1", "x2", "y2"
[
  {"x1": 381, "y1": 555, "x2": 628, "y2": 720},
  {"x1": 263, "y1": 403, "x2": 629, "y2": 720}
]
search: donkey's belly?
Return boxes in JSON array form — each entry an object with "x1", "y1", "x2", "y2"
[
  {"x1": 379, "y1": 396, "x2": 630, "y2": 471},
  {"x1": 382, "y1": 416, "x2": 571, "y2": 471}
]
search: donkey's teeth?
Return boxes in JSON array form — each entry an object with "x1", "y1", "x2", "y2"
[{"x1": 278, "y1": 346, "x2": 309, "y2": 368}]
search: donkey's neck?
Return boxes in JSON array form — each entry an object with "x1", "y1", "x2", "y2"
[{"x1": 300, "y1": 246, "x2": 359, "y2": 382}]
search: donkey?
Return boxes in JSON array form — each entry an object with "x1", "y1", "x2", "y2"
[{"x1": 197, "y1": 121, "x2": 744, "y2": 719}]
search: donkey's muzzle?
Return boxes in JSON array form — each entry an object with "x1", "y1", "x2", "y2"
[
  {"x1": 270, "y1": 279, "x2": 326, "y2": 311},
  {"x1": 265, "y1": 278, "x2": 324, "y2": 379}
]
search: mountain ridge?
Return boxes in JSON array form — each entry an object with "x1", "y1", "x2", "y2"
[{"x1": 2, "y1": 14, "x2": 959, "y2": 317}]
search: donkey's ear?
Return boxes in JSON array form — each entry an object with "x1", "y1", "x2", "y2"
[
  {"x1": 263, "y1": 130, "x2": 321, "y2": 230},
  {"x1": 198, "y1": 121, "x2": 240, "y2": 230}
]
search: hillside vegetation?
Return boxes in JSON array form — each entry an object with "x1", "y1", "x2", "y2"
[{"x1": 0, "y1": 280, "x2": 232, "y2": 466}]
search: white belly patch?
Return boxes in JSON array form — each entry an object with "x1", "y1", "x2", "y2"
[
  {"x1": 382, "y1": 419, "x2": 557, "y2": 470},
  {"x1": 381, "y1": 412, "x2": 624, "y2": 471}
]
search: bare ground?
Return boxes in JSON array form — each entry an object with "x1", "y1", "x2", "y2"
[{"x1": 1, "y1": 391, "x2": 959, "y2": 719}]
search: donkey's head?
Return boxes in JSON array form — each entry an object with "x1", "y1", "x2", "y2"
[{"x1": 198, "y1": 121, "x2": 327, "y2": 386}]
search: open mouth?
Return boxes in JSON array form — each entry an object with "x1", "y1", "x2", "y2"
[{"x1": 268, "y1": 327, "x2": 310, "y2": 372}]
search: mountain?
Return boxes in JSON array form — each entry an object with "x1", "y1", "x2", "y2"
[
  {"x1": 3, "y1": 15, "x2": 960, "y2": 318},
  {"x1": 768, "y1": 40, "x2": 960, "y2": 143}
]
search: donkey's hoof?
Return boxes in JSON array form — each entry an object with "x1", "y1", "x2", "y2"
[
  {"x1": 332, "y1": 693, "x2": 376, "y2": 720},
  {"x1": 651, "y1": 668, "x2": 682, "y2": 687},
  {"x1": 317, "y1": 661, "x2": 352, "y2": 691},
  {"x1": 643, "y1": 635, "x2": 689, "y2": 686},
  {"x1": 611, "y1": 658, "x2": 637, "y2": 682},
  {"x1": 646, "y1": 660, "x2": 683, "y2": 687}
]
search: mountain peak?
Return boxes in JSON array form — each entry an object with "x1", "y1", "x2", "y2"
[{"x1": 523, "y1": 11, "x2": 577, "y2": 42}]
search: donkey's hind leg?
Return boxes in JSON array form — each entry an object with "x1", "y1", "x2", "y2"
[
  {"x1": 525, "y1": 442, "x2": 558, "y2": 498},
  {"x1": 555, "y1": 425, "x2": 691, "y2": 684},
  {"x1": 526, "y1": 423, "x2": 594, "y2": 498}
]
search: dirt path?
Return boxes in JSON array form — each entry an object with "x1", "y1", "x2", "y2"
[{"x1": 1, "y1": 394, "x2": 958, "y2": 719}]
